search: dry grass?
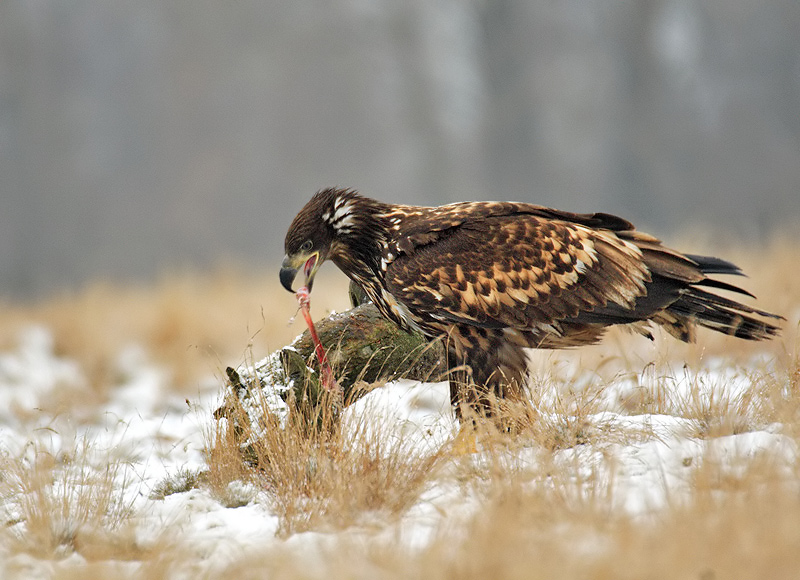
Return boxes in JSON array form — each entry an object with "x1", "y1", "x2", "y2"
[
  {"x1": 207, "y1": 387, "x2": 444, "y2": 536},
  {"x1": 212, "y1": 444, "x2": 800, "y2": 580},
  {"x1": 0, "y1": 437, "x2": 139, "y2": 561},
  {"x1": 431, "y1": 455, "x2": 800, "y2": 580},
  {"x1": 0, "y1": 235, "x2": 798, "y2": 578}
]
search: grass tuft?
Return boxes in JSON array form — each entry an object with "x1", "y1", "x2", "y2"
[
  {"x1": 208, "y1": 385, "x2": 444, "y2": 535},
  {"x1": 149, "y1": 468, "x2": 206, "y2": 500},
  {"x1": 0, "y1": 437, "x2": 135, "y2": 560}
]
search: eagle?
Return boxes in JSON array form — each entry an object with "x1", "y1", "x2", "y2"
[{"x1": 280, "y1": 187, "x2": 782, "y2": 419}]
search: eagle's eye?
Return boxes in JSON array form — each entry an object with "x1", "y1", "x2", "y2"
[{"x1": 300, "y1": 240, "x2": 313, "y2": 253}]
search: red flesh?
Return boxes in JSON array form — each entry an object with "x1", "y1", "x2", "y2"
[{"x1": 295, "y1": 286, "x2": 340, "y2": 393}]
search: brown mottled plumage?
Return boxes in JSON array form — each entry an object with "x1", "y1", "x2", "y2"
[{"x1": 280, "y1": 188, "x2": 782, "y2": 419}]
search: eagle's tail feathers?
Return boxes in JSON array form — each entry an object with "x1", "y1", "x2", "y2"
[
  {"x1": 684, "y1": 253, "x2": 745, "y2": 276},
  {"x1": 666, "y1": 287, "x2": 782, "y2": 342},
  {"x1": 693, "y1": 277, "x2": 755, "y2": 298}
]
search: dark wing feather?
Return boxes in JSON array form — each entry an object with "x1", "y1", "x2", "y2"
[{"x1": 384, "y1": 207, "x2": 651, "y2": 333}]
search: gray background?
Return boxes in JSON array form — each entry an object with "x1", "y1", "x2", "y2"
[{"x1": 2, "y1": 0, "x2": 798, "y2": 298}]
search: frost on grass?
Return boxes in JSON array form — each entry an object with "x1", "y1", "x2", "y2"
[{"x1": 218, "y1": 350, "x2": 295, "y2": 436}]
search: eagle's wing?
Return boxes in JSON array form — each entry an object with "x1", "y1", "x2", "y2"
[{"x1": 383, "y1": 204, "x2": 665, "y2": 332}]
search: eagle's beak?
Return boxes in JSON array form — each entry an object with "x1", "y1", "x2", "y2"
[
  {"x1": 280, "y1": 252, "x2": 320, "y2": 293},
  {"x1": 279, "y1": 260, "x2": 298, "y2": 293}
]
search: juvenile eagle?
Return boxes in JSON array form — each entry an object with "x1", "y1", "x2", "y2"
[{"x1": 280, "y1": 188, "x2": 781, "y2": 418}]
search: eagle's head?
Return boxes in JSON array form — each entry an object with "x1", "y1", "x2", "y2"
[{"x1": 280, "y1": 187, "x2": 366, "y2": 293}]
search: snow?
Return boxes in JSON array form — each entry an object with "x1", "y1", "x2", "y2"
[
  {"x1": 0, "y1": 325, "x2": 795, "y2": 576},
  {"x1": 343, "y1": 378, "x2": 454, "y2": 455}
]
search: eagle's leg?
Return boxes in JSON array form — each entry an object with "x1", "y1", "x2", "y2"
[
  {"x1": 447, "y1": 350, "x2": 489, "y2": 422},
  {"x1": 445, "y1": 330, "x2": 532, "y2": 445},
  {"x1": 446, "y1": 349, "x2": 527, "y2": 426},
  {"x1": 446, "y1": 358, "x2": 528, "y2": 454},
  {"x1": 445, "y1": 351, "x2": 480, "y2": 454}
]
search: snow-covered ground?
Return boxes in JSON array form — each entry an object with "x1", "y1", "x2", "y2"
[{"x1": 0, "y1": 326, "x2": 795, "y2": 577}]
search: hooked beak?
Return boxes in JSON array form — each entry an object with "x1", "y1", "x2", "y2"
[{"x1": 280, "y1": 252, "x2": 320, "y2": 293}]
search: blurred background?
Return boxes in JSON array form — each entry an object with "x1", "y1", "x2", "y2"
[{"x1": 2, "y1": 0, "x2": 799, "y2": 299}]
